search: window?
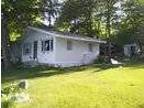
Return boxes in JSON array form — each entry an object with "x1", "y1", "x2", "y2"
[
  {"x1": 41, "y1": 40, "x2": 53, "y2": 51},
  {"x1": 23, "y1": 43, "x2": 31, "y2": 55},
  {"x1": 67, "y1": 40, "x2": 72, "y2": 50},
  {"x1": 88, "y1": 43, "x2": 93, "y2": 52}
]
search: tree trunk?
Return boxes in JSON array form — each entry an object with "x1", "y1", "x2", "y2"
[
  {"x1": 106, "y1": 2, "x2": 112, "y2": 61},
  {"x1": 86, "y1": 12, "x2": 93, "y2": 37},
  {"x1": 1, "y1": 13, "x2": 11, "y2": 70},
  {"x1": 137, "y1": 40, "x2": 143, "y2": 55}
]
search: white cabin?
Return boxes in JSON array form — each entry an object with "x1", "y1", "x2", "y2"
[{"x1": 22, "y1": 26, "x2": 106, "y2": 67}]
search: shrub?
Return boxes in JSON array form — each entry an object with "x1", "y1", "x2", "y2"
[
  {"x1": 1, "y1": 83, "x2": 24, "y2": 108},
  {"x1": 1, "y1": 97, "x2": 15, "y2": 108},
  {"x1": 2, "y1": 84, "x2": 21, "y2": 95},
  {"x1": 94, "y1": 56, "x2": 109, "y2": 64}
]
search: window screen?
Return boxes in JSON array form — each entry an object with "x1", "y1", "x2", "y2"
[
  {"x1": 41, "y1": 39, "x2": 53, "y2": 51},
  {"x1": 23, "y1": 43, "x2": 31, "y2": 55}
]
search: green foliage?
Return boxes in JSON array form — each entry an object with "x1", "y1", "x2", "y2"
[
  {"x1": 1, "y1": 99, "x2": 15, "y2": 108},
  {"x1": 2, "y1": 84, "x2": 21, "y2": 95},
  {"x1": 2, "y1": 0, "x2": 62, "y2": 42},
  {"x1": 2, "y1": 0, "x2": 42, "y2": 42},
  {"x1": 113, "y1": 28, "x2": 135, "y2": 46},
  {"x1": 94, "y1": 56, "x2": 109, "y2": 64},
  {"x1": 41, "y1": 0, "x2": 61, "y2": 26},
  {"x1": 56, "y1": 0, "x2": 99, "y2": 36},
  {"x1": 1, "y1": 83, "x2": 22, "y2": 108},
  {"x1": 56, "y1": 0, "x2": 144, "y2": 51},
  {"x1": 114, "y1": 0, "x2": 144, "y2": 47},
  {"x1": 56, "y1": 0, "x2": 122, "y2": 39}
]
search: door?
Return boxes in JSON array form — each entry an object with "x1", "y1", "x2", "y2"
[
  {"x1": 33, "y1": 41, "x2": 38, "y2": 59},
  {"x1": 131, "y1": 46, "x2": 135, "y2": 57}
]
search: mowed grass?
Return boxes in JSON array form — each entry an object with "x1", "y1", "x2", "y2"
[{"x1": 2, "y1": 63, "x2": 144, "y2": 108}]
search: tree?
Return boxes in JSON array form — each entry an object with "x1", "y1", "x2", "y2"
[
  {"x1": 124, "y1": 0, "x2": 144, "y2": 52},
  {"x1": 97, "y1": 0, "x2": 123, "y2": 59},
  {"x1": 1, "y1": 0, "x2": 41, "y2": 69},
  {"x1": 41, "y1": 0, "x2": 61, "y2": 27},
  {"x1": 1, "y1": 13, "x2": 11, "y2": 69},
  {"x1": 56, "y1": 0, "x2": 128, "y2": 61},
  {"x1": 115, "y1": 0, "x2": 144, "y2": 52},
  {"x1": 56, "y1": 0, "x2": 98, "y2": 36}
]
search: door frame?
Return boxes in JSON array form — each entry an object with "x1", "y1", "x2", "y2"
[{"x1": 33, "y1": 41, "x2": 38, "y2": 59}]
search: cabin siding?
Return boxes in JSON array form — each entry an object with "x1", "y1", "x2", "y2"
[{"x1": 54, "y1": 37, "x2": 99, "y2": 66}]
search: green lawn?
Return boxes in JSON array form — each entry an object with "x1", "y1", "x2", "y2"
[{"x1": 2, "y1": 63, "x2": 144, "y2": 108}]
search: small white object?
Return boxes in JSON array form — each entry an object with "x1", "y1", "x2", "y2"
[{"x1": 111, "y1": 58, "x2": 122, "y2": 65}]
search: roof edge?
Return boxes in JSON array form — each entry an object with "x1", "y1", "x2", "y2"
[{"x1": 28, "y1": 26, "x2": 106, "y2": 43}]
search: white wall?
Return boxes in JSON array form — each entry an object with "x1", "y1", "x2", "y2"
[
  {"x1": 22, "y1": 29, "x2": 55, "y2": 64},
  {"x1": 54, "y1": 37, "x2": 99, "y2": 66},
  {"x1": 22, "y1": 29, "x2": 100, "y2": 67}
]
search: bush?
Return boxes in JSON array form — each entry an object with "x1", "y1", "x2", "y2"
[
  {"x1": 2, "y1": 84, "x2": 21, "y2": 95},
  {"x1": 1, "y1": 98, "x2": 15, "y2": 108},
  {"x1": 94, "y1": 56, "x2": 109, "y2": 64},
  {"x1": 1, "y1": 83, "x2": 23, "y2": 108}
]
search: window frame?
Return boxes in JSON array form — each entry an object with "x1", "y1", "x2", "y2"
[{"x1": 23, "y1": 43, "x2": 32, "y2": 55}]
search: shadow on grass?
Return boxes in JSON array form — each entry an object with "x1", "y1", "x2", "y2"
[
  {"x1": 138, "y1": 104, "x2": 144, "y2": 108},
  {"x1": 125, "y1": 63, "x2": 144, "y2": 69},
  {"x1": 2, "y1": 62, "x2": 144, "y2": 84},
  {"x1": 93, "y1": 62, "x2": 144, "y2": 73},
  {"x1": 1, "y1": 66, "x2": 89, "y2": 83},
  {"x1": 92, "y1": 64, "x2": 121, "y2": 72}
]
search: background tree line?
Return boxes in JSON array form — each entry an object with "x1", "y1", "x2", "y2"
[{"x1": 56, "y1": 0, "x2": 144, "y2": 56}]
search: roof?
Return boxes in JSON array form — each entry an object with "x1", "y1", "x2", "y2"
[
  {"x1": 27, "y1": 26, "x2": 106, "y2": 43},
  {"x1": 124, "y1": 43, "x2": 137, "y2": 47}
]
